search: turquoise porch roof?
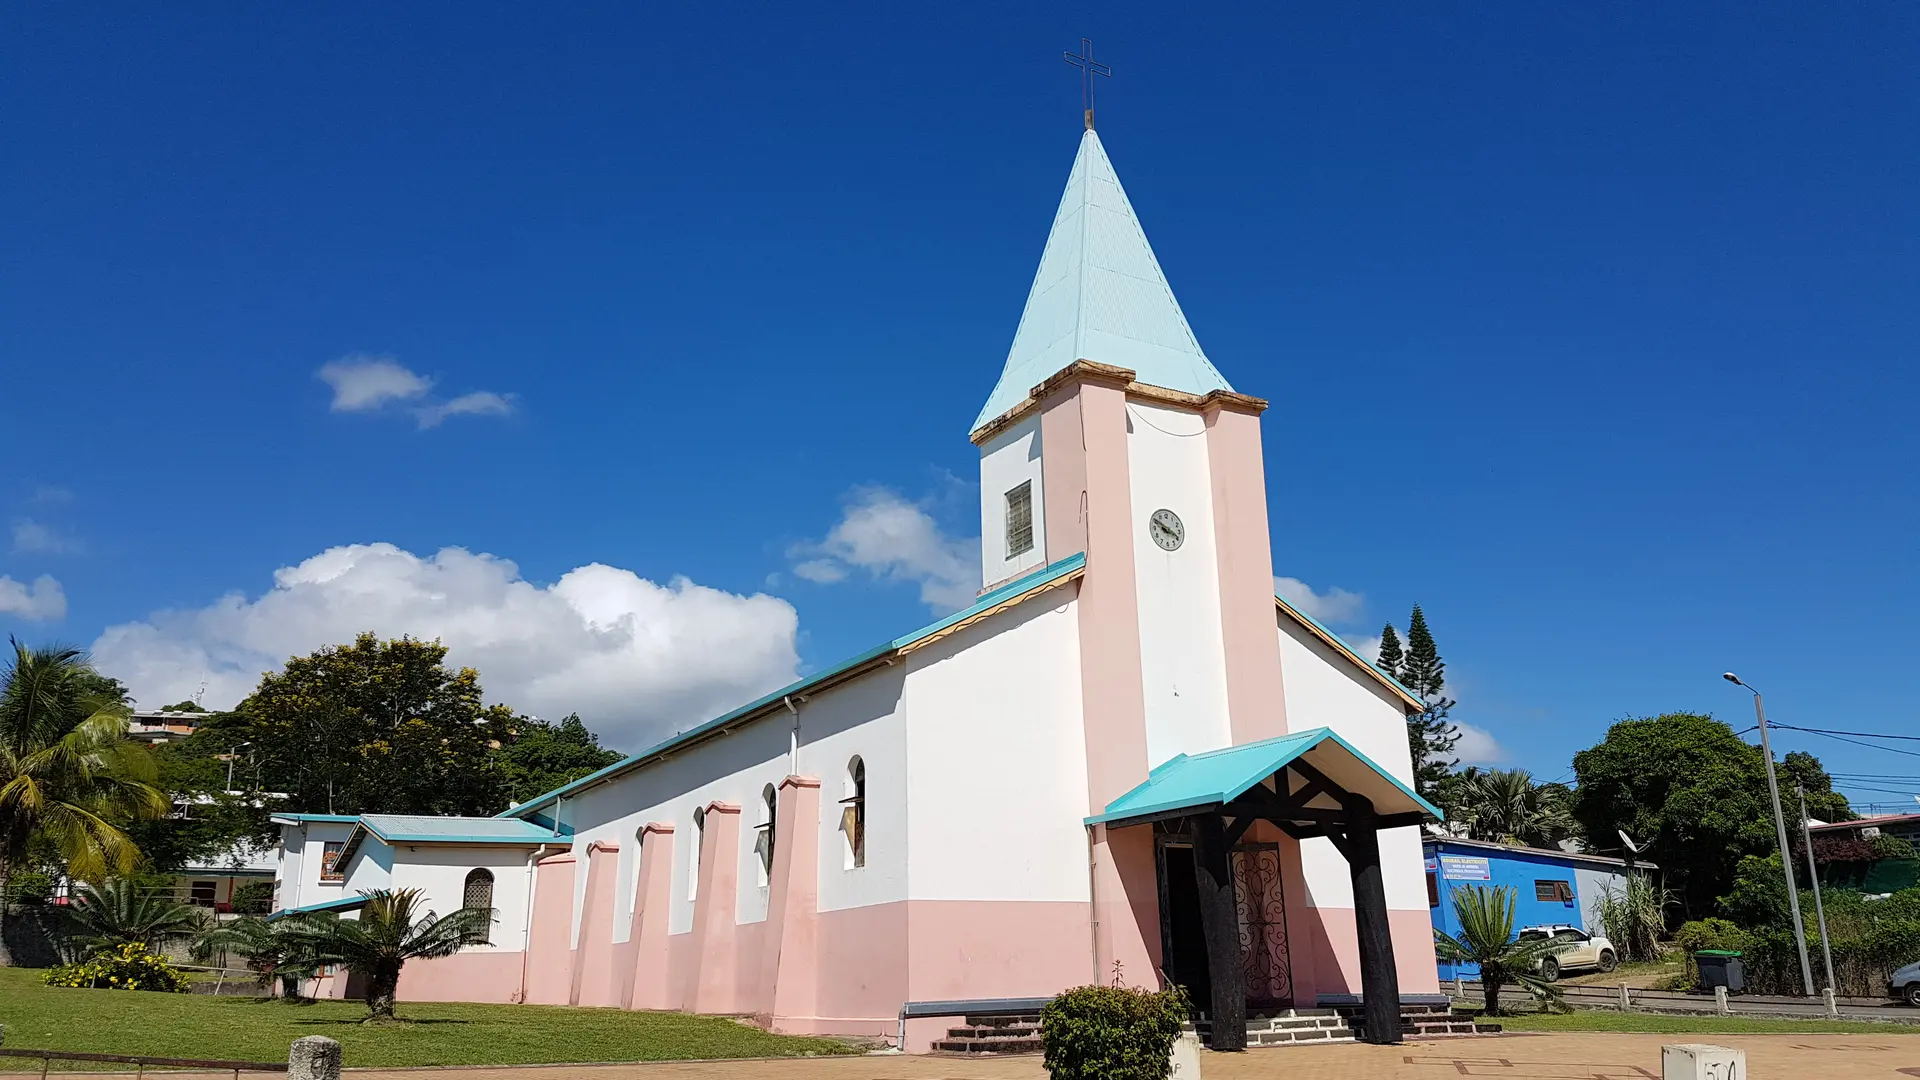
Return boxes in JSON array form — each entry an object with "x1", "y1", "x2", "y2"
[
  {"x1": 973, "y1": 130, "x2": 1231, "y2": 434},
  {"x1": 1088, "y1": 727, "x2": 1443, "y2": 828}
]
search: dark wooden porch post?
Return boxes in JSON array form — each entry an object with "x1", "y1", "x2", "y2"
[
  {"x1": 1344, "y1": 799, "x2": 1403, "y2": 1045},
  {"x1": 1190, "y1": 814, "x2": 1247, "y2": 1050}
]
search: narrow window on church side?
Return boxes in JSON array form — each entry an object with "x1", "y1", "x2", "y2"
[
  {"x1": 841, "y1": 757, "x2": 867, "y2": 869},
  {"x1": 756, "y1": 783, "x2": 777, "y2": 888},
  {"x1": 1005, "y1": 481, "x2": 1034, "y2": 557},
  {"x1": 463, "y1": 869, "x2": 494, "y2": 944},
  {"x1": 689, "y1": 807, "x2": 706, "y2": 902}
]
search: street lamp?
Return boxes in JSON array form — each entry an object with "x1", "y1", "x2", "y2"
[{"x1": 1723, "y1": 672, "x2": 1815, "y2": 996}]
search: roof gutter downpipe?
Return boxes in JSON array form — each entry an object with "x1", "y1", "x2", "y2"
[{"x1": 516, "y1": 842, "x2": 560, "y2": 1003}]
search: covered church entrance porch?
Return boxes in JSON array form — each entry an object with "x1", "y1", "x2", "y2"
[{"x1": 1092, "y1": 727, "x2": 1442, "y2": 1050}]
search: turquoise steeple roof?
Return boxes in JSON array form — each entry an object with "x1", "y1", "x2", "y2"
[{"x1": 973, "y1": 129, "x2": 1232, "y2": 433}]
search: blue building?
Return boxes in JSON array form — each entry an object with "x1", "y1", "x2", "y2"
[{"x1": 1423, "y1": 837, "x2": 1652, "y2": 981}]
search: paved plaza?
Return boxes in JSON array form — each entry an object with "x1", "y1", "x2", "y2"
[{"x1": 346, "y1": 1032, "x2": 1920, "y2": 1080}]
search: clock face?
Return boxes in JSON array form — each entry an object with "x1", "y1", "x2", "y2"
[{"x1": 1148, "y1": 508, "x2": 1184, "y2": 551}]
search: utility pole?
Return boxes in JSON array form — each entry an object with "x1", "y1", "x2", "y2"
[
  {"x1": 1797, "y1": 783, "x2": 1836, "y2": 993},
  {"x1": 1723, "y1": 673, "x2": 1815, "y2": 996}
]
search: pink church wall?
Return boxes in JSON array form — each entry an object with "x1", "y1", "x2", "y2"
[
  {"x1": 685, "y1": 801, "x2": 741, "y2": 1013},
  {"x1": 756, "y1": 776, "x2": 821, "y2": 1029},
  {"x1": 1037, "y1": 367, "x2": 1158, "y2": 985},
  {"x1": 520, "y1": 852, "x2": 576, "y2": 1005},
  {"x1": 570, "y1": 840, "x2": 620, "y2": 1006},
  {"x1": 623, "y1": 822, "x2": 676, "y2": 1010},
  {"x1": 398, "y1": 949, "x2": 526, "y2": 1003},
  {"x1": 1202, "y1": 399, "x2": 1290, "y2": 743}
]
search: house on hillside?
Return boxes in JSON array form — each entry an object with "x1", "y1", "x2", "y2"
[{"x1": 1423, "y1": 837, "x2": 1653, "y2": 982}]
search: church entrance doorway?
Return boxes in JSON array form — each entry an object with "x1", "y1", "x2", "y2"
[{"x1": 1155, "y1": 832, "x2": 1292, "y2": 1013}]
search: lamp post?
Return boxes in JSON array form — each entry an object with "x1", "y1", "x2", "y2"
[
  {"x1": 1723, "y1": 672, "x2": 1815, "y2": 996},
  {"x1": 1796, "y1": 784, "x2": 1837, "y2": 993}
]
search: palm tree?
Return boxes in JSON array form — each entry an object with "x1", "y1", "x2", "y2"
[
  {"x1": 1451, "y1": 769, "x2": 1574, "y2": 848},
  {"x1": 282, "y1": 888, "x2": 493, "y2": 1021},
  {"x1": 68, "y1": 877, "x2": 209, "y2": 956},
  {"x1": 194, "y1": 915, "x2": 321, "y2": 999},
  {"x1": 0, "y1": 640, "x2": 169, "y2": 964},
  {"x1": 1432, "y1": 884, "x2": 1565, "y2": 1016}
]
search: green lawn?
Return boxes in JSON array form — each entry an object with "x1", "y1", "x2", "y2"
[
  {"x1": 1479, "y1": 1009, "x2": 1920, "y2": 1036},
  {"x1": 0, "y1": 968, "x2": 860, "y2": 1068}
]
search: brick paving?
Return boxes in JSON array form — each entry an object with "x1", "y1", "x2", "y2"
[{"x1": 344, "y1": 1031, "x2": 1920, "y2": 1080}]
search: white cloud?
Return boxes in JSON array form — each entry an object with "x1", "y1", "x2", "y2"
[
  {"x1": 1348, "y1": 634, "x2": 1385, "y2": 664},
  {"x1": 1452, "y1": 723, "x2": 1507, "y2": 766},
  {"x1": 318, "y1": 355, "x2": 514, "y2": 428},
  {"x1": 12, "y1": 520, "x2": 79, "y2": 555},
  {"x1": 415, "y1": 391, "x2": 516, "y2": 428},
  {"x1": 0, "y1": 574, "x2": 66, "y2": 620},
  {"x1": 89, "y1": 543, "x2": 801, "y2": 752},
  {"x1": 790, "y1": 488, "x2": 980, "y2": 613},
  {"x1": 1273, "y1": 576, "x2": 1365, "y2": 625},
  {"x1": 317, "y1": 355, "x2": 433, "y2": 412}
]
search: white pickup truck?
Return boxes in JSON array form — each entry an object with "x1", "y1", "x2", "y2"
[{"x1": 1519, "y1": 923, "x2": 1619, "y2": 982}]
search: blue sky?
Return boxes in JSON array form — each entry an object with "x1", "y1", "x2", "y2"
[{"x1": 4, "y1": 3, "x2": 1916, "y2": 806}]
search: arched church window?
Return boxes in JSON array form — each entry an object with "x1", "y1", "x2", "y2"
[
  {"x1": 755, "y1": 783, "x2": 777, "y2": 887},
  {"x1": 462, "y1": 869, "x2": 494, "y2": 944},
  {"x1": 841, "y1": 757, "x2": 866, "y2": 869}
]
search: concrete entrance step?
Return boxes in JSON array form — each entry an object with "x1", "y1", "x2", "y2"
[{"x1": 928, "y1": 1013, "x2": 1045, "y2": 1055}]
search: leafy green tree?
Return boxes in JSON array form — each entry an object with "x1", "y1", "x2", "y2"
[
  {"x1": 1781, "y1": 751, "x2": 1853, "y2": 823},
  {"x1": 1449, "y1": 769, "x2": 1575, "y2": 848},
  {"x1": 194, "y1": 915, "x2": 320, "y2": 998},
  {"x1": 1376, "y1": 624, "x2": 1405, "y2": 681},
  {"x1": 284, "y1": 888, "x2": 493, "y2": 1021},
  {"x1": 1393, "y1": 605, "x2": 1459, "y2": 799},
  {"x1": 1431, "y1": 884, "x2": 1564, "y2": 1015},
  {"x1": 67, "y1": 877, "x2": 209, "y2": 955},
  {"x1": 1572, "y1": 713, "x2": 1789, "y2": 917},
  {"x1": 161, "y1": 701, "x2": 206, "y2": 713},
  {"x1": 1, "y1": 640, "x2": 170, "y2": 963},
  {"x1": 124, "y1": 726, "x2": 277, "y2": 873},
  {"x1": 232, "y1": 634, "x2": 517, "y2": 817},
  {"x1": 496, "y1": 713, "x2": 624, "y2": 805}
]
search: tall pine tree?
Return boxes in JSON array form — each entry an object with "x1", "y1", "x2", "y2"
[
  {"x1": 1399, "y1": 605, "x2": 1460, "y2": 799},
  {"x1": 1376, "y1": 624, "x2": 1405, "y2": 681}
]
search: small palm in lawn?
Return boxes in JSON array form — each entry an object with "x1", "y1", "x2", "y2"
[
  {"x1": 68, "y1": 876, "x2": 210, "y2": 955},
  {"x1": 285, "y1": 888, "x2": 493, "y2": 1022},
  {"x1": 194, "y1": 915, "x2": 320, "y2": 1000},
  {"x1": 1433, "y1": 884, "x2": 1565, "y2": 1016}
]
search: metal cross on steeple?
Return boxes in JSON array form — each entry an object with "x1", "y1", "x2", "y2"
[{"x1": 1063, "y1": 38, "x2": 1112, "y2": 131}]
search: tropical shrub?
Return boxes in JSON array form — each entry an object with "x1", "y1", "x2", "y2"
[
  {"x1": 1591, "y1": 873, "x2": 1669, "y2": 963},
  {"x1": 1040, "y1": 983, "x2": 1189, "y2": 1080},
  {"x1": 1432, "y1": 884, "x2": 1565, "y2": 1016},
  {"x1": 2, "y1": 868, "x2": 53, "y2": 905},
  {"x1": 43, "y1": 942, "x2": 191, "y2": 992},
  {"x1": 193, "y1": 915, "x2": 319, "y2": 999},
  {"x1": 229, "y1": 880, "x2": 274, "y2": 915},
  {"x1": 67, "y1": 877, "x2": 208, "y2": 954},
  {"x1": 280, "y1": 888, "x2": 493, "y2": 1021}
]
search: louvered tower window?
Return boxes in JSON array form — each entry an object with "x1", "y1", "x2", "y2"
[{"x1": 1005, "y1": 481, "x2": 1034, "y2": 556}]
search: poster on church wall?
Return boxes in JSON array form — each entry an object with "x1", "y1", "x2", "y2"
[{"x1": 1439, "y1": 855, "x2": 1492, "y2": 881}]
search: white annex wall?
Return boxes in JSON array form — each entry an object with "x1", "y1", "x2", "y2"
[
  {"x1": 905, "y1": 593, "x2": 1090, "y2": 902},
  {"x1": 978, "y1": 414, "x2": 1047, "y2": 587},
  {"x1": 1127, "y1": 400, "x2": 1232, "y2": 766},
  {"x1": 375, "y1": 844, "x2": 540, "y2": 951},
  {"x1": 273, "y1": 820, "x2": 356, "y2": 912},
  {"x1": 1276, "y1": 615, "x2": 1428, "y2": 911}
]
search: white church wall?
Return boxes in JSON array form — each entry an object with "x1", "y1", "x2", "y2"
[
  {"x1": 373, "y1": 845, "x2": 539, "y2": 951},
  {"x1": 1126, "y1": 400, "x2": 1233, "y2": 767},
  {"x1": 1277, "y1": 616, "x2": 1428, "y2": 911},
  {"x1": 905, "y1": 593, "x2": 1090, "y2": 903},
  {"x1": 341, "y1": 838, "x2": 395, "y2": 894},
  {"x1": 978, "y1": 414, "x2": 1047, "y2": 587}
]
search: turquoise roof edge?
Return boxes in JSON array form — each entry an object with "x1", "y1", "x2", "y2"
[
  {"x1": 266, "y1": 894, "x2": 367, "y2": 921},
  {"x1": 360, "y1": 818, "x2": 571, "y2": 845},
  {"x1": 271, "y1": 813, "x2": 359, "y2": 824},
  {"x1": 1274, "y1": 593, "x2": 1425, "y2": 707},
  {"x1": 1086, "y1": 725, "x2": 1443, "y2": 827},
  {"x1": 501, "y1": 551, "x2": 1089, "y2": 819}
]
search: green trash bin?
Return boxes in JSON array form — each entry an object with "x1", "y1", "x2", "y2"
[{"x1": 1696, "y1": 949, "x2": 1745, "y2": 993}]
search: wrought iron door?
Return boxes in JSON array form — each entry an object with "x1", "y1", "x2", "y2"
[{"x1": 1230, "y1": 843, "x2": 1292, "y2": 1007}]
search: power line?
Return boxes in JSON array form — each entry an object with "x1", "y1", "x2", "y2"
[
  {"x1": 1770, "y1": 722, "x2": 1920, "y2": 743},
  {"x1": 1772, "y1": 727, "x2": 1920, "y2": 760}
]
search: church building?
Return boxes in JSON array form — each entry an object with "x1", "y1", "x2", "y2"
[{"x1": 270, "y1": 123, "x2": 1445, "y2": 1050}]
